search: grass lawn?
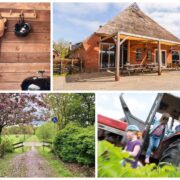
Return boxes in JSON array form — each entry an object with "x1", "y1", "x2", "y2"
[
  {"x1": 25, "y1": 135, "x2": 40, "y2": 142},
  {"x1": 37, "y1": 147, "x2": 79, "y2": 177},
  {"x1": 2, "y1": 134, "x2": 40, "y2": 144},
  {"x1": 0, "y1": 146, "x2": 29, "y2": 177},
  {"x1": 2, "y1": 134, "x2": 26, "y2": 144},
  {"x1": 0, "y1": 153, "x2": 16, "y2": 177}
]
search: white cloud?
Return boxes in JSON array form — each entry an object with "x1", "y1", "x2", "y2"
[
  {"x1": 54, "y1": 2, "x2": 180, "y2": 42},
  {"x1": 138, "y1": 3, "x2": 180, "y2": 38},
  {"x1": 55, "y1": 3, "x2": 109, "y2": 16},
  {"x1": 149, "y1": 12, "x2": 180, "y2": 37},
  {"x1": 97, "y1": 106, "x2": 122, "y2": 120},
  {"x1": 65, "y1": 16, "x2": 103, "y2": 31},
  {"x1": 97, "y1": 93, "x2": 157, "y2": 122}
]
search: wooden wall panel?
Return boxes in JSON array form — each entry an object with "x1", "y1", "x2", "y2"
[
  {"x1": 0, "y1": 3, "x2": 50, "y2": 90},
  {"x1": 0, "y1": 83, "x2": 20, "y2": 90},
  {"x1": 0, "y1": 52, "x2": 50, "y2": 63},
  {"x1": 0, "y1": 63, "x2": 50, "y2": 72},
  {"x1": 0, "y1": 43, "x2": 50, "y2": 53},
  {"x1": 0, "y1": 3, "x2": 50, "y2": 10},
  {"x1": 2, "y1": 32, "x2": 50, "y2": 43},
  {"x1": 0, "y1": 72, "x2": 38, "y2": 82}
]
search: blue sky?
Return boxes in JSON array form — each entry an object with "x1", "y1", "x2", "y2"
[
  {"x1": 97, "y1": 93, "x2": 180, "y2": 122},
  {"x1": 53, "y1": 2, "x2": 180, "y2": 44}
]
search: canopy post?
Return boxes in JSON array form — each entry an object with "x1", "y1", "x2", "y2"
[
  {"x1": 127, "y1": 40, "x2": 130, "y2": 64},
  {"x1": 157, "y1": 41, "x2": 162, "y2": 75},
  {"x1": 115, "y1": 32, "x2": 120, "y2": 81}
]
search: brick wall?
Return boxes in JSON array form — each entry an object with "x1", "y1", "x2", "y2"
[
  {"x1": 69, "y1": 37, "x2": 174, "y2": 72},
  {"x1": 69, "y1": 33, "x2": 100, "y2": 72},
  {"x1": 130, "y1": 41, "x2": 172, "y2": 65}
]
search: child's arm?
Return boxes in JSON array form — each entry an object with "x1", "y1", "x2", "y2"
[
  {"x1": 128, "y1": 145, "x2": 141, "y2": 157},
  {"x1": 123, "y1": 145, "x2": 127, "y2": 151}
]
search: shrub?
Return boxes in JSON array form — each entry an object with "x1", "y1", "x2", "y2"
[
  {"x1": 0, "y1": 138, "x2": 14, "y2": 158},
  {"x1": 36, "y1": 122, "x2": 58, "y2": 141},
  {"x1": 54, "y1": 123, "x2": 95, "y2": 166},
  {"x1": 98, "y1": 140, "x2": 180, "y2": 177}
]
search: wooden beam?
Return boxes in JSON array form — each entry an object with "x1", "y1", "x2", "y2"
[
  {"x1": 100, "y1": 32, "x2": 117, "y2": 42},
  {"x1": 127, "y1": 40, "x2": 130, "y2": 63},
  {"x1": 157, "y1": 41, "x2": 162, "y2": 75},
  {"x1": 115, "y1": 32, "x2": 120, "y2": 81},
  {"x1": 121, "y1": 44, "x2": 124, "y2": 67},
  {"x1": 119, "y1": 36, "x2": 129, "y2": 45}
]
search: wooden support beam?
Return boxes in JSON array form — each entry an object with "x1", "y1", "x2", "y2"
[
  {"x1": 127, "y1": 40, "x2": 130, "y2": 63},
  {"x1": 119, "y1": 36, "x2": 129, "y2": 45},
  {"x1": 121, "y1": 44, "x2": 124, "y2": 67},
  {"x1": 115, "y1": 32, "x2": 120, "y2": 81},
  {"x1": 157, "y1": 41, "x2": 162, "y2": 75},
  {"x1": 100, "y1": 32, "x2": 117, "y2": 42}
]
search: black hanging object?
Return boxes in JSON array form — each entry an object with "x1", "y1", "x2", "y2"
[{"x1": 14, "y1": 14, "x2": 31, "y2": 37}]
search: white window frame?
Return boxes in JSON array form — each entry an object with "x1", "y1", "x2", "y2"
[{"x1": 154, "y1": 49, "x2": 167, "y2": 67}]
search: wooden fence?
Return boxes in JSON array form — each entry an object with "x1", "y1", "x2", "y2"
[
  {"x1": 42, "y1": 141, "x2": 52, "y2": 151},
  {"x1": 13, "y1": 141, "x2": 24, "y2": 152},
  {"x1": 53, "y1": 58, "x2": 82, "y2": 74}
]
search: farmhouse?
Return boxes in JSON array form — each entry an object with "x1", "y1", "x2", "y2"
[
  {"x1": 0, "y1": 3, "x2": 50, "y2": 90},
  {"x1": 68, "y1": 3, "x2": 180, "y2": 80}
]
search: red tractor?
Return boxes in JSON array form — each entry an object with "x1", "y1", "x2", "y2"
[{"x1": 98, "y1": 93, "x2": 180, "y2": 166}]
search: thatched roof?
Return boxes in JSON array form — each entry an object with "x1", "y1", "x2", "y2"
[{"x1": 96, "y1": 3, "x2": 179, "y2": 42}]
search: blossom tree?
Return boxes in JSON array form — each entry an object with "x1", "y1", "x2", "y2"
[{"x1": 0, "y1": 93, "x2": 49, "y2": 143}]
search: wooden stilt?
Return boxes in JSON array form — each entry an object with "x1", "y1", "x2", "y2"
[
  {"x1": 121, "y1": 44, "x2": 124, "y2": 68},
  {"x1": 157, "y1": 41, "x2": 162, "y2": 75},
  {"x1": 115, "y1": 32, "x2": 120, "y2": 81},
  {"x1": 127, "y1": 40, "x2": 130, "y2": 64}
]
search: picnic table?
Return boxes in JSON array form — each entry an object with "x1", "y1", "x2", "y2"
[
  {"x1": 145, "y1": 63, "x2": 158, "y2": 72},
  {"x1": 123, "y1": 63, "x2": 158, "y2": 75},
  {"x1": 124, "y1": 64, "x2": 144, "y2": 75}
]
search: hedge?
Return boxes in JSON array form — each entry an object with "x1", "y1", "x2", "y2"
[{"x1": 54, "y1": 123, "x2": 95, "y2": 166}]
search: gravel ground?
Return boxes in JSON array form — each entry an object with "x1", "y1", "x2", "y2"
[
  {"x1": 53, "y1": 71, "x2": 180, "y2": 91},
  {"x1": 9, "y1": 144, "x2": 54, "y2": 177}
]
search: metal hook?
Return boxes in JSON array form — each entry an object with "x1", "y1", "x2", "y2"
[{"x1": 9, "y1": 9, "x2": 12, "y2": 16}]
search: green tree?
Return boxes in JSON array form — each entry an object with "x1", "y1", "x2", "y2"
[
  {"x1": 45, "y1": 93, "x2": 72, "y2": 129},
  {"x1": 53, "y1": 39, "x2": 70, "y2": 58},
  {"x1": 68, "y1": 93, "x2": 95, "y2": 126},
  {"x1": 45, "y1": 93, "x2": 95, "y2": 129},
  {"x1": 36, "y1": 122, "x2": 57, "y2": 141}
]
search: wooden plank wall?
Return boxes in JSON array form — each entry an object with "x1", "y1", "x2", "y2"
[{"x1": 0, "y1": 3, "x2": 50, "y2": 90}]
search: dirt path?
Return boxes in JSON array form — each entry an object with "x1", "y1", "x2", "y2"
[
  {"x1": 53, "y1": 71, "x2": 180, "y2": 90},
  {"x1": 9, "y1": 143, "x2": 54, "y2": 177}
]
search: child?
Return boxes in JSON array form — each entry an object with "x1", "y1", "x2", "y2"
[
  {"x1": 123, "y1": 125, "x2": 142, "y2": 168},
  {"x1": 145, "y1": 113, "x2": 170, "y2": 164},
  {"x1": 175, "y1": 115, "x2": 180, "y2": 132}
]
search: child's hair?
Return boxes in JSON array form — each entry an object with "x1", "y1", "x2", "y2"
[
  {"x1": 136, "y1": 131, "x2": 142, "y2": 139},
  {"x1": 131, "y1": 131, "x2": 142, "y2": 139},
  {"x1": 160, "y1": 113, "x2": 170, "y2": 124}
]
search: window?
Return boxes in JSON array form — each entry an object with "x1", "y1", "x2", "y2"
[
  {"x1": 172, "y1": 51, "x2": 179, "y2": 61},
  {"x1": 147, "y1": 49, "x2": 151, "y2": 61},
  {"x1": 136, "y1": 48, "x2": 142, "y2": 61},
  {"x1": 100, "y1": 43, "x2": 115, "y2": 68}
]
